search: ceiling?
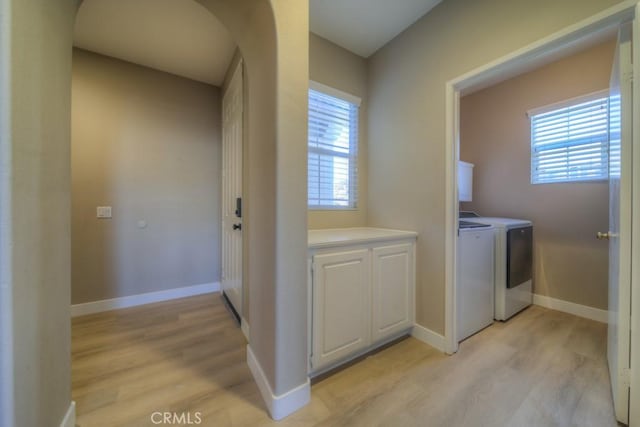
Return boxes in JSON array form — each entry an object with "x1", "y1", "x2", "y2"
[
  {"x1": 74, "y1": 0, "x2": 236, "y2": 86},
  {"x1": 310, "y1": 0, "x2": 443, "y2": 58},
  {"x1": 74, "y1": 0, "x2": 443, "y2": 86}
]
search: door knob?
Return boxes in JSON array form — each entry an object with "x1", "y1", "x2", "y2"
[
  {"x1": 233, "y1": 223, "x2": 242, "y2": 231},
  {"x1": 596, "y1": 231, "x2": 611, "y2": 240}
]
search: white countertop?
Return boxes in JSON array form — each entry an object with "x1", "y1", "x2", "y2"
[{"x1": 308, "y1": 227, "x2": 417, "y2": 249}]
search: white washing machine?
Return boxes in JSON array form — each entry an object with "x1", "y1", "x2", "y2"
[
  {"x1": 461, "y1": 213, "x2": 533, "y2": 321},
  {"x1": 457, "y1": 221, "x2": 495, "y2": 341}
]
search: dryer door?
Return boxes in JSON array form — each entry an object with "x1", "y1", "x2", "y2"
[{"x1": 506, "y1": 226, "x2": 532, "y2": 289}]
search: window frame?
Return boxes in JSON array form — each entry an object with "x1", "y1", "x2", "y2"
[
  {"x1": 528, "y1": 89, "x2": 610, "y2": 185},
  {"x1": 307, "y1": 81, "x2": 361, "y2": 210}
]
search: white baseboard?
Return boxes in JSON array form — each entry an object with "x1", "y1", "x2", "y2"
[
  {"x1": 533, "y1": 294, "x2": 608, "y2": 323},
  {"x1": 59, "y1": 401, "x2": 75, "y2": 427},
  {"x1": 246, "y1": 345, "x2": 310, "y2": 420},
  {"x1": 71, "y1": 282, "x2": 220, "y2": 317},
  {"x1": 241, "y1": 318, "x2": 250, "y2": 342},
  {"x1": 411, "y1": 323, "x2": 446, "y2": 352}
]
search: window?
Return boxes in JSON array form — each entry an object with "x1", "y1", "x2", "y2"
[
  {"x1": 308, "y1": 82, "x2": 360, "y2": 208},
  {"x1": 529, "y1": 91, "x2": 609, "y2": 184}
]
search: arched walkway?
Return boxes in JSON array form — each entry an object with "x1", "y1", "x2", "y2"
[{"x1": 0, "y1": 0, "x2": 309, "y2": 424}]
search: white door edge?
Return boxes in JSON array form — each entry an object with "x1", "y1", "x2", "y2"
[
  {"x1": 221, "y1": 59, "x2": 244, "y2": 317},
  {"x1": 629, "y1": 5, "x2": 640, "y2": 426}
]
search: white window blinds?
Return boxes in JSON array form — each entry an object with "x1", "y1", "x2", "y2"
[
  {"x1": 308, "y1": 84, "x2": 359, "y2": 208},
  {"x1": 530, "y1": 92, "x2": 609, "y2": 184},
  {"x1": 609, "y1": 90, "x2": 621, "y2": 179}
]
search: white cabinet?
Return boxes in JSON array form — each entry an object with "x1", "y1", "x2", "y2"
[
  {"x1": 372, "y1": 243, "x2": 415, "y2": 343},
  {"x1": 312, "y1": 249, "x2": 370, "y2": 369},
  {"x1": 458, "y1": 161, "x2": 474, "y2": 202},
  {"x1": 308, "y1": 228, "x2": 416, "y2": 374}
]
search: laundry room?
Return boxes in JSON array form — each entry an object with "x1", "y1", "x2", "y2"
[{"x1": 456, "y1": 35, "x2": 616, "y2": 342}]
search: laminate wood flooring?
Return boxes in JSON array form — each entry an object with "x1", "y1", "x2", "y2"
[{"x1": 72, "y1": 294, "x2": 620, "y2": 427}]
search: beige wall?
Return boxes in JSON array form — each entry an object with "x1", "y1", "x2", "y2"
[
  {"x1": 270, "y1": 0, "x2": 309, "y2": 395},
  {"x1": 367, "y1": 0, "x2": 624, "y2": 334},
  {"x1": 308, "y1": 33, "x2": 368, "y2": 229},
  {"x1": 460, "y1": 40, "x2": 615, "y2": 310},
  {"x1": 0, "y1": 2, "x2": 11, "y2": 421},
  {"x1": 198, "y1": 0, "x2": 309, "y2": 398},
  {"x1": 71, "y1": 49, "x2": 222, "y2": 304},
  {"x1": 0, "y1": 0, "x2": 79, "y2": 426}
]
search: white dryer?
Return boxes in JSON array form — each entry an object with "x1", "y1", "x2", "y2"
[{"x1": 461, "y1": 213, "x2": 533, "y2": 321}]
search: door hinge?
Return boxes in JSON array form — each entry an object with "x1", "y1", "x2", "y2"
[
  {"x1": 309, "y1": 354, "x2": 313, "y2": 369},
  {"x1": 621, "y1": 367, "x2": 631, "y2": 387},
  {"x1": 624, "y1": 70, "x2": 633, "y2": 83}
]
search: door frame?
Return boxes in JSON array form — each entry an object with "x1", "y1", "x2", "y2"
[
  {"x1": 0, "y1": 0, "x2": 12, "y2": 423},
  {"x1": 631, "y1": 4, "x2": 640, "y2": 426},
  {"x1": 443, "y1": 0, "x2": 639, "y2": 368}
]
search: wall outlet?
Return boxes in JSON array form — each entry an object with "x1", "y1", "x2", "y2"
[{"x1": 97, "y1": 206, "x2": 112, "y2": 218}]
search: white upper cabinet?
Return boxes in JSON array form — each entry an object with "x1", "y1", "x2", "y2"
[{"x1": 458, "y1": 161, "x2": 474, "y2": 202}]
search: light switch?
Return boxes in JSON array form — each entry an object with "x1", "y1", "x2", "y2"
[{"x1": 97, "y1": 206, "x2": 112, "y2": 218}]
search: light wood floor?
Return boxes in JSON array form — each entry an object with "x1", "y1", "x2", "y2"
[{"x1": 72, "y1": 294, "x2": 620, "y2": 427}]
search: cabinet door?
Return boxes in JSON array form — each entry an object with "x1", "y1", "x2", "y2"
[
  {"x1": 312, "y1": 249, "x2": 370, "y2": 371},
  {"x1": 371, "y1": 243, "x2": 415, "y2": 343}
]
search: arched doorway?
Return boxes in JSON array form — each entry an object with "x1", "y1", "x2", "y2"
[{"x1": 0, "y1": 0, "x2": 309, "y2": 425}]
